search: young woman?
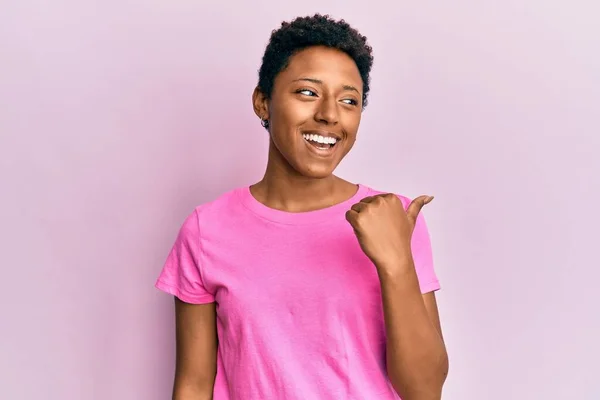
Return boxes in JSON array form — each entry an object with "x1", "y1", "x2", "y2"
[{"x1": 156, "y1": 14, "x2": 449, "y2": 400}]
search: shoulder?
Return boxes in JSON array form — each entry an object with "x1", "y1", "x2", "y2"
[
  {"x1": 184, "y1": 186, "x2": 256, "y2": 233},
  {"x1": 193, "y1": 187, "x2": 241, "y2": 215}
]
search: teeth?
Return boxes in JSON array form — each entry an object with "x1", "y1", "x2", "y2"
[{"x1": 302, "y1": 133, "x2": 338, "y2": 145}]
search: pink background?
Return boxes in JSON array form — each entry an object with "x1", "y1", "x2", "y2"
[{"x1": 1, "y1": 1, "x2": 598, "y2": 399}]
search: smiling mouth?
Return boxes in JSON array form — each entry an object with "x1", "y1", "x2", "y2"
[{"x1": 302, "y1": 133, "x2": 339, "y2": 150}]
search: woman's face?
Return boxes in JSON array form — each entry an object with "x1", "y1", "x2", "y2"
[{"x1": 253, "y1": 46, "x2": 364, "y2": 179}]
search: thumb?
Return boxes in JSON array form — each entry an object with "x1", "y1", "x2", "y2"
[{"x1": 406, "y1": 195, "x2": 433, "y2": 226}]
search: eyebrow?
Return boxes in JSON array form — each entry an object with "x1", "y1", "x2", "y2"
[{"x1": 293, "y1": 78, "x2": 360, "y2": 94}]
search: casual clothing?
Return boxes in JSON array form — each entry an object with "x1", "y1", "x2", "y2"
[{"x1": 156, "y1": 184, "x2": 440, "y2": 399}]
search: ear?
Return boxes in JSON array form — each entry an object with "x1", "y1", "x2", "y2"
[{"x1": 252, "y1": 86, "x2": 270, "y2": 121}]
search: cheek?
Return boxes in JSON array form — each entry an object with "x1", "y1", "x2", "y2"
[
  {"x1": 268, "y1": 104, "x2": 305, "y2": 150},
  {"x1": 341, "y1": 136, "x2": 357, "y2": 156},
  {"x1": 341, "y1": 113, "x2": 361, "y2": 138},
  {"x1": 270, "y1": 104, "x2": 313, "y2": 146},
  {"x1": 284, "y1": 104, "x2": 314, "y2": 125},
  {"x1": 272, "y1": 97, "x2": 312, "y2": 123}
]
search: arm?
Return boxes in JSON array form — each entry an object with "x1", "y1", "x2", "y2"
[
  {"x1": 378, "y1": 261, "x2": 448, "y2": 400},
  {"x1": 172, "y1": 298, "x2": 218, "y2": 400},
  {"x1": 345, "y1": 193, "x2": 448, "y2": 399}
]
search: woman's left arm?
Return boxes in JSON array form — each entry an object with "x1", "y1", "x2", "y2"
[
  {"x1": 346, "y1": 193, "x2": 449, "y2": 400},
  {"x1": 377, "y1": 261, "x2": 448, "y2": 400}
]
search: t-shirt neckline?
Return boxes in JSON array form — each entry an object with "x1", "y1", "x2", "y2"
[{"x1": 237, "y1": 183, "x2": 370, "y2": 225}]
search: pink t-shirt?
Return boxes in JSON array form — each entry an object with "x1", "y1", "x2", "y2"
[{"x1": 155, "y1": 184, "x2": 440, "y2": 400}]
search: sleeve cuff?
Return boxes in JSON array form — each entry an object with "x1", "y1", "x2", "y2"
[
  {"x1": 420, "y1": 279, "x2": 441, "y2": 294},
  {"x1": 155, "y1": 280, "x2": 215, "y2": 304}
]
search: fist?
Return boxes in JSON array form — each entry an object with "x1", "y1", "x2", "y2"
[{"x1": 345, "y1": 193, "x2": 433, "y2": 268}]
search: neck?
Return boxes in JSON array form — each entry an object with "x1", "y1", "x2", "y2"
[{"x1": 250, "y1": 142, "x2": 352, "y2": 213}]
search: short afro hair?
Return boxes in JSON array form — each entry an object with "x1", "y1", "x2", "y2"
[{"x1": 257, "y1": 14, "x2": 374, "y2": 108}]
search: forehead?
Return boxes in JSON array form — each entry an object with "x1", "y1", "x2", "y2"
[{"x1": 278, "y1": 46, "x2": 363, "y2": 88}]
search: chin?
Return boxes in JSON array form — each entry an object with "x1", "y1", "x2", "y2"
[
  {"x1": 303, "y1": 171, "x2": 334, "y2": 179},
  {"x1": 295, "y1": 162, "x2": 338, "y2": 179}
]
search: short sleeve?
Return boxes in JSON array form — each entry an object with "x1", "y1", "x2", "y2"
[
  {"x1": 155, "y1": 210, "x2": 215, "y2": 304},
  {"x1": 411, "y1": 211, "x2": 441, "y2": 294}
]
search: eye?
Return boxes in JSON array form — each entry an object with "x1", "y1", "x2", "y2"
[
  {"x1": 296, "y1": 88, "x2": 317, "y2": 97},
  {"x1": 341, "y1": 98, "x2": 358, "y2": 106}
]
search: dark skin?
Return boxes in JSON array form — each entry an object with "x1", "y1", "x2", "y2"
[
  {"x1": 252, "y1": 46, "x2": 365, "y2": 212},
  {"x1": 172, "y1": 300, "x2": 217, "y2": 400},
  {"x1": 172, "y1": 45, "x2": 448, "y2": 400}
]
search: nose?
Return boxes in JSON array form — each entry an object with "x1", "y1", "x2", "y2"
[{"x1": 314, "y1": 95, "x2": 339, "y2": 125}]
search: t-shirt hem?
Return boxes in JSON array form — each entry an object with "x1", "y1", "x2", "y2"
[
  {"x1": 420, "y1": 279, "x2": 441, "y2": 294},
  {"x1": 155, "y1": 279, "x2": 215, "y2": 304}
]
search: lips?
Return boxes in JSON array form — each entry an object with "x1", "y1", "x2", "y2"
[
  {"x1": 302, "y1": 133, "x2": 338, "y2": 157},
  {"x1": 302, "y1": 133, "x2": 337, "y2": 147},
  {"x1": 301, "y1": 130, "x2": 341, "y2": 141}
]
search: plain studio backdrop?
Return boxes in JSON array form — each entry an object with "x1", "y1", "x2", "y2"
[{"x1": 1, "y1": 1, "x2": 598, "y2": 399}]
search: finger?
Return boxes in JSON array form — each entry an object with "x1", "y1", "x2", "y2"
[
  {"x1": 358, "y1": 193, "x2": 390, "y2": 204},
  {"x1": 345, "y1": 209, "x2": 359, "y2": 224},
  {"x1": 406, "y1": 195, "x2": 433, "y2": 225},
  {"x1": 350, "y1": 202, "x2": 369, "y2": 213},
  {"x1": 358, "y1": 195, "x2": 377, "y2": 203}
]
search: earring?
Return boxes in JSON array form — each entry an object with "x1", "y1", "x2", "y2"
[{"x1": 260, "y1": 119, "x2": 269, "y2": 129}]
